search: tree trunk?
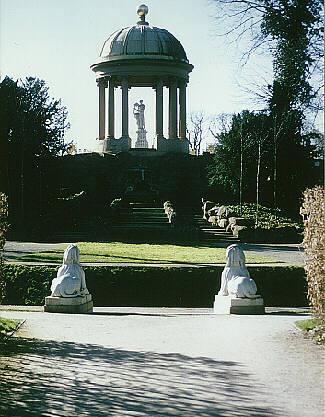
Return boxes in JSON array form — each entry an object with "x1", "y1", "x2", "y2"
[
  {"x1": 20, "y1": 144, "x2": 25, "y2": 222},
  {"x1": 256, "y1": 142, "x2": 261, "y2": 227},
  {"x1": 273, "y1": 126, "x2": 278, "y2": 216},
  {"x1": 239, "y1": 133, "x2": 243, "y2": 215}
]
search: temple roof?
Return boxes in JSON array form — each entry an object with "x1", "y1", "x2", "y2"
[{"x1": 98, "y1": 6, "x2": 188, "y2": 63}]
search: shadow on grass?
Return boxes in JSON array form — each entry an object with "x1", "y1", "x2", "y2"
[
  {"x1": 10, "y1": 243, "x2": 227, "y2": 264},
  {"x1": 11, "y1": 243, "x2": 278, "y2": 265},
  {"x1": 0, "y1": 337, "x2": 281, "y2": 417},
  {"x1": 12, "y1": 253, "x2": 218, "y2": 265}
]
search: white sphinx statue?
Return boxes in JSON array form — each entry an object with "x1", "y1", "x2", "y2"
[
  {"x1": 218, "y1": 244, "x2": 258, "y2": 298},
  {"x1": 50, "y1": 244, "x2": 89, "y2": 297},
  {"x1": 214, "y1": 244, "x2": 264, "y2": 313}
]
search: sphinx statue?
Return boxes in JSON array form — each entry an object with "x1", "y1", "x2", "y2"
[
  {"x1": 218, "y1": 244, "x2": 258, "y2": 299},
  {"x1": 50, "y1": 244, "x2": 89, "y2": 298}
]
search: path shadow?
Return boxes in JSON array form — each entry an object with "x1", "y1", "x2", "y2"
[
  {"x1": 0, "y1": 338, "x2": 282, "y2": 417},
  {"x1": 240, "y1": 244, "x2": 303, "y2": 253},
  {"x1": 266, "y1": 311, "x2": 310, "y2": 317},
  {"x1": 89, "y1": 311, "x2": 176, "y2": 317}
]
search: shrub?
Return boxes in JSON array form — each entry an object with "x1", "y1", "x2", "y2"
[
  {"x1": 0, "y1": 318, "x2": 20, "y2": 340},
  {"x1": 227, "y1": 203, "x2": 303, "y2": 243},
  {"x1": 229, "y1": 203, "x2": 302, "y2": 229},
  {"x1": 2, "y1": 264, "x2": 307, "y2": 307},
  {"x1": 0, "y1": 193, "x2": 8, "y2": 303},
  {"x1": 301, "y1": 186, "x2": 325, "y2": 342}
]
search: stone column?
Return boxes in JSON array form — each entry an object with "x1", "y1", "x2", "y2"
[
  {"x1": 155, "y1": 79, "x2": 164, "y2": 139},
  {"x1": 121, "y1": 77, "x2": 129, "y2": 139},
  {"x1": 168, "y1": 78, "x2": 177, "y2": 139},
  {"x1": 179, "y1": 80, "x2": 187, "y2": 140},
  {"x1": 97, "y1": 79, "x2": 106, "y2": 140},
  {"x1": 107, "y1": 78, "x2": 115, "y2": 139}
]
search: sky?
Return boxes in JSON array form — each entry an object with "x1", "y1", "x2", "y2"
[{"x1": 1, "y1": 0, "x2": 278, "y2": 151}]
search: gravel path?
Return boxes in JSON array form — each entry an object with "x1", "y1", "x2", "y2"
[
  {"x1": 3, "y1": 241, "x2": 70, "y2": 260},
  {"x1": 0, "y1": 308, "x2": 323, "y2": 417}
]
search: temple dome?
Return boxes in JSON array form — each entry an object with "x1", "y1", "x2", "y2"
[
  {"x1": 99, "y1": 23, "x2": 188, "y2": 63},
  {"x1": 91, "y1": 4, "x2": 193, "y2": 86}
]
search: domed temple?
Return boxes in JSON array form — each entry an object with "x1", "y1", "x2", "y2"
[
  {"x1": 48, "y1": 5, "x2": 205, "y2": 211},
  {"x1": 91, "y1": 4, "x2": 193, "y2": 154}
]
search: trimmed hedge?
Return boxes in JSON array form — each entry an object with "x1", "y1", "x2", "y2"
[{"x1": 3, "y1": 264, "x2": 307, "y2": 307}]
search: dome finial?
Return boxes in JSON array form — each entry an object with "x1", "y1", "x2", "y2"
[{"x1": 137, "y1": 4, "x2": 149, "y2": 25}]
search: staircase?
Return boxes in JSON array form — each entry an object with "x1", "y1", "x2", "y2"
[
  {"x1": 112, "y1": 203, "x2": 240, "y2": 244},
  {"x1": 52, "y1": 219, "x2": 90, "y2": 242},
  {"x1": 110, "y1": 202, "x2": 170, "y2": 237},
  {"x1": 194, "y1": 214, "x2": 239, "y2": 245},
  {"x1": 52, "y1": 203, "x2": 240, "y2": 244}
]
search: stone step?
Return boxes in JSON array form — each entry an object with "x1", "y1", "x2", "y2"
[
  {"x1": 130, "y1": 205, "x2": 164, "y2": 209},
  {"x1": 130, "y1": 210, "x2": 165, "y2": 214},
  {"x1": 52, "y1": 233, "x2": 88, "y2": 241},
  {"x1": 120, "y1": 218, "x2": 169, "y2": 223},
  {"x1": 129, "y1": 203, "x2": 162, "y2": 209},
  {"x1": 112, "y1": 205, "x2": 239, "y2": 244},
  {"x1": 111, "y1": 225, "x2": 171, "y2": 230},
  {"x1": 130, "y1": 212, "x2": 166, "y2": 216}
]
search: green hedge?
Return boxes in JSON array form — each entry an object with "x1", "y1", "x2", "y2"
[{"x1": 3, "y1": 264, "x2": 308, "y2": 307}]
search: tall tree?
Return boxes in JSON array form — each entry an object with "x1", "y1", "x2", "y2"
[
  {"x1": 208, "y1": 111, "x2": 271, "y2": 206},
  {"x1": 208, "y1": 0, "x2": 323, "y2": 212},
  {"x1": 187, "y1": 111, "x2": 207, "y2": 155},
  {"x1": 262, "y1": 0, "x2": 323, "y2": 114},
  {"x1": 0, "y1": 76, "x2": 70, "y2": 229},
  {"x1": 211, "y1": 0, "x2": 323, "y2": 116}
]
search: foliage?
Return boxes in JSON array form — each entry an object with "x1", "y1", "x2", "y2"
[
  {"x1": 210, "y1": 0, "x2": 323, "y2": 113},
  {"x1": 296, "y1": 317, "x2": 320, "y2": 331},
  {"x1": 228, "y1": 203, "x2": 302, "y2": 230},
  {"x1": 301, "y1": 186, "x2": 325, "y2": 341},
  {"x1": 0, "y1": 318, "x2": 20, "y2": 340},
  {"x1": 2, "y1": 264, "x2": 307, "y2": 307},
  {"x1": 0, "y1": 193, "x2": 8, "y2": 251},
  {"x1": 208, "y1": 109, "x2": 321, "y2": 211},
  {"x1": 208, "y1": 1, "x2": 323, "y2": 212},
  {"x1": 261, "y1": 0, "x2": 323, "y2": 114},
  {"x1": 209, "y1": 111, "x2": 258, "y2": 200},
  {"x1": 10, "y1": 241, "x2": 277, "y2": 264},
  {"x1": 0, "y1": 76, "x2": 70, "y2": 235},
  {"x1": 296, "y1": 317, "x2": 324, "y2": 344},
  {"x1": 57, "y1": 191, "x2": 85, "y2": 201},
  {"x1": 0, "y1": 76, "x2": 69, "y2": 158},
  {"x1": 0, "y1": 193, "x2": 8, "y2": 303}
]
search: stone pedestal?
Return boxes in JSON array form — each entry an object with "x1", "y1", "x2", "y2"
[
  {"x1": 44, "y1": 294, "x2": 93, "y2": 314},
  {"x1": 135, "y1": 128, "x2": 148, "y2": 148},
  {"x1": 213, "y1": 295, "x2": 265, "y2": 315},
  {"x1": 154, "y1": 136, "x2": 189, "y2": 153},
  {"x1": 102, "y1": 137, "x2": 131, "y2": 153}
]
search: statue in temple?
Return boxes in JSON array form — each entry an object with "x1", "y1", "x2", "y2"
[
  {"x1": 133, "y1": 100, "x2": 146, "y2": 130},
  {"x1": 133, "y1": 99, "x2": 148, "y2": 148},
  {"x1": 50, "y1": 244, "x2": 89, "y2": 297},
  {"x1": 218, "y1": 244, "x2": 258, "y2": 298}
]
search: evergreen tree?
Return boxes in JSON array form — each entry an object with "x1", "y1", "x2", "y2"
[{"x1": 0, "y1": 76, "x2": 69, "y2": 231}]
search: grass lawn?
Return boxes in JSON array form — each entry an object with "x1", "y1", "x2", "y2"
[
  {"x1": 295, "y1": 317, "x2": 321, "y2": 331},
  {"x1": 0, "y1": 318, "x2": 20, "y2": 339},
  {"x1": 13, "y1": 241, "x2": 280, "y2": 264},
  {"x1": 296, "y1": 317, "x2": 325, "y2": 344}
]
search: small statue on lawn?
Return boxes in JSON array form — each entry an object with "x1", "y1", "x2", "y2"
[
  {"x1": 218, "y1": 244, "x2": 258, "y2": 298},
  {"x1": 50, "y1": 244, "x2": 89, "y2": 298}
]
